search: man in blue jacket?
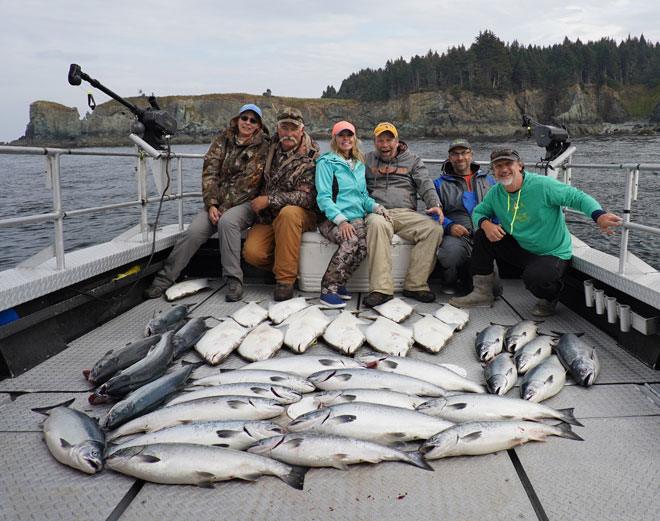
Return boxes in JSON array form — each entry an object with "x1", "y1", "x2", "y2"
[{"x1": 433, "y1": 139, "x2": 496, "y2": 294}]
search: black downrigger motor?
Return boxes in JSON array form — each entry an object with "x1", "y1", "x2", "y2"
[
  {"x1": 68, "y1": 63, "x2": 177, "y2": 150},
  {"x1": 522, "y1": 114, "x2": 570, "y2": 162}
]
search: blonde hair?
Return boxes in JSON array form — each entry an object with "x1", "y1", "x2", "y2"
[{"x1": 330, "y1": 133, "x2": 365, "y2": 164}]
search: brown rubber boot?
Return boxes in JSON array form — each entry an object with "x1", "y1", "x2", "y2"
[{"x1": 450, "y1": 274, "x2": 495, "y2": 308}]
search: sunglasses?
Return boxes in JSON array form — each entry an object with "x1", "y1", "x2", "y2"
[
  {"x1": 240, "y1": 115, "x2": 259, "y2": 124},
  {"x1": 490, "y1": 148, "x2": 520, "y2": 161}
]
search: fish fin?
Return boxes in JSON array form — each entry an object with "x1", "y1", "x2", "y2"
[
  {"x1": 448, "y1": 402, "x2": 468, "y2": 410},
  {"x1": 389, "y1": 440, "x2": 408, "y2": 449},
  {"x1": 557, "y1": 408, "x2": 583, "y2": 427},
  {"x1": 511, "y1": 437, "x2": 526, "y2": 447},
  {"x1": 330, "y1": 455, "x2": 351, "y2": 470},
  {"x1": 330, "y1": 414, "x2": 357, "y2": 424},
  {"x1": 195, "y1": 472, "x2": 216, "y2": 488},
  {"x1": 32, "y1": 398, "x2": 76, "y2": 415},
  {"x1": 461, "y1": 431, "x2": 483, "y2": 442},
  {"x1": 138, "y1": 455, "x2": 161, "y2": 463},
  {"x1": 59, "y1": 438, "x2": 73, "y2": 449},
  {"x1": 279, "y1": 465, "x2": 308, "y2": 490},
  {"x1": 555, "y1": 421, "x2": 584, "y2": 441},
  {"x1": 318, "y1": 358, "x2": 339, "y2": 367},
  {"x1": 387, "y1": 432, "x2": 408, "y2": 440},
  {"x1": 405, "y1": 451, "x2": 434, "y2": 471},
  {"x1": 381, "y1": 360, "x2": 398, "y2": 370},
  {"x1": 215, "y1": 430, "x2": 240, "y2": 439},
  {"x1": 227, "y1": 399, "x2": 249, "y2": 409},
  {"x1": 212, "y1": 443, "x2": 230, "y2": 448},
  {"x1": 283, "y1": 438, "x2": 304, "y2": 449},
  {"x1": 269, "y1": 376, "x2": 286, "y2": 383}
]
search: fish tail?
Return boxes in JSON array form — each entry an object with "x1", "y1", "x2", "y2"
[
  {"x1": 557, "y1": 408, "x2": 584, "y2": 427},
  {"x1": 555, "y1": 421, "x2": 584, "y2": 441},
  {"x1": 405, "y1": 451, "x2": 434, "y2": 471},
  {"x1": 279, "y1": 465, "x2": 308, "y2": 490},
  {"x1": 31, "y1": 398, "x2": 76, "y2": 415}
]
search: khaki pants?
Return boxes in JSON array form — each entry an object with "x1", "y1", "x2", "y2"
[
  {"x1": 366, "y1": 208, "x2": 444, "y2": 294},
  {"x1": 243, "y1": 206, "x2": 317, "y2": 284}
]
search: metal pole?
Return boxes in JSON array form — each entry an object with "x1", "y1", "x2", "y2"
[
  {"x1": 48, "y1": 153, "x2": 66, "y2": 269},
  {"x1": 177, "y1": 157, "x2": 184, "y2": 231},
  {"x1": 618, "y1": 168, "x2": 634, "y2": 274},
  {"x1": 137, "y1": 152, "x2": 149, "y2": 242}
]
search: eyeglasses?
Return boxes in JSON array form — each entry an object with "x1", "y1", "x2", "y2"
[
  {"x1": 240, "y1": 115, "x2": 259, "y2": 124},
  {"x1": 449, "y1": 150, "x2": 471, "y2": 158},
  {"x1": 490, "y1": 148, "x2": 520, "y2": 161}
]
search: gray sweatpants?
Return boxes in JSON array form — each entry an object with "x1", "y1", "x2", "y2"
[{"x1": 151, "y1": 201, "x2": 255, "y2": 289}]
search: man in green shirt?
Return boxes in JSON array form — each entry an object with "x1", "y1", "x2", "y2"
[{"x1": 450, "y1": 147, "x2": 622, "y2": 316}]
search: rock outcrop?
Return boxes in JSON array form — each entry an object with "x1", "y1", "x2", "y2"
[{"x1": 12, "y1": 85, "x2": 650, "y2": 147}]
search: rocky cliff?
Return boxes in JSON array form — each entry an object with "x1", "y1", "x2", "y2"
[{"x1": 13, "y1": 85, "x2": 658, "y2": 147}]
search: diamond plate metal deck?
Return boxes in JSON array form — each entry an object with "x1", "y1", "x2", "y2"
[{"x1": 2, "y1": 280, "x2": 659, "y2": 521}]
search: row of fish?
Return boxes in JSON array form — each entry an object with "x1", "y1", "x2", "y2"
[{"x1": 477, "y1": 321, "x2": 601, "y2": 401}]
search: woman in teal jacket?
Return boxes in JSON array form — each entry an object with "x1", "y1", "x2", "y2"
[{"x1": 315, "y1": 121, "x2": 389, "y2": 307}]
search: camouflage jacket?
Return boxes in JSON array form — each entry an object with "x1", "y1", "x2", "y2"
[
  {"x1": 256, "y1": 132, "x2": 321, "y2": 224},
  {"x1": 201, "y1": 126, "x2": 270, "y2": 213}
]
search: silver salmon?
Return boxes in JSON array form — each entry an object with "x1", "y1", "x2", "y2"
[
  {"x1": 504, "y1": 320, "x2": 539, "y2": 352},
  {"x1": 188, "y1": 369, "x2": 315, "y2": 394},
  {"x1": 85, "y1": 334, "x2": 161, "y2": 385},
  {"x1": 419, "y1": 419, "x2": 583, "y2": 459},
  {"x1": 165, "y1": 382, "x2": 302, "y2": 407},
  {"x1": 106, "y1": 443, "x2": 307, "y2": 489},
  {"x1": 554, "y1": 333, "x2": 600, "y2": 386},
  {"x1": 520, "y1": 355, "x2": 566, "y2": 402},
  {"x1": 475, "y1": 324, "x2": 507, "y2": 362},
  {"x1": 239, "y1": 354, "x2": 365, "y2": 377},
  {"x1": 248, "y1": 433, "x2": 433, "y2": 471},
  {"x1": 484, "y1": 353, "x2": 517, "y2": 395},
  {"x1": 287, "y1": 402, "x2": 454, "y2": 444},
  {"x1": 416, "y1": 393, "x2": 583, "y2": 426},
  {"x1": 145, "y1": 305, "x2": 190, "y2": 336},
  {"x1": 308, "y1": 368, "x2": 448, "y2": 396},
  {"x1": 33, "y1": 399, "x2": 105, "y2": 474},
  {"x1": 514, "y1": 335, "x2": 555, "y2": 374},
  {"x1": 172, "y1": 317, "x2": 207, "y2": 358}
]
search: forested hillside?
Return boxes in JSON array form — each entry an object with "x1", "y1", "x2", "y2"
[{"x1": 322, "y1": 32, "x2": 660, "y2": 102}]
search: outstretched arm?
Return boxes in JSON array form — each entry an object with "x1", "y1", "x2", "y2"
[{"x1": 596, "y1": 212, "x2": 623, "y2": 235}]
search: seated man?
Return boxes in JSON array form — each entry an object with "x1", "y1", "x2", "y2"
[
  {"x1": 450, "y1": 147, "x2": 622, "y2": 316},
  {"x1": 434, "y1": 139, "x2": 495, "y2": 294},
  {"x1": 242, "y1": 108, "x2": 320, "y2": 301},
  {"x1": 363, "y1": 122, "x2": 444, "y2": 307},
  {"x1": 143, "y1": 104, "x2": 269, "y2": 301}
]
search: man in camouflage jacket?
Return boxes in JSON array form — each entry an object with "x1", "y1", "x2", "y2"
[
  {"x1": 144, "y1": 104, "x2": 269, "y2": 301},
  {"x1": 243, "y1": 107, "x2": 320, "y2": 301}
]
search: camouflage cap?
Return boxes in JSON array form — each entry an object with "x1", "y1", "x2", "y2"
[
  {"x1": 374, "y1": 122, "x2": 398, "y2": 138},
  {"x1": 278, "y1": 107, "x2": 304, "y2": 127},
  {"x1": 448, "y1": 138, "x2": 471, "y2": 152},
  {"x1": 490, "y1": 147, "x2": 521, "y2": 163}
]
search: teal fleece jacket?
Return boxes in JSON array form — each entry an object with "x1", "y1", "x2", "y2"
[
  {"x1": 316, "y1": 152, "x2": 377, "y2": 223},
  {"x1": 472, "y1": 172, "x2": 602, "y2": 259}
]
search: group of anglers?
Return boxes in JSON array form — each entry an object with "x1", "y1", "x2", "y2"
[{"x1": 143, "y1": 104, "x2": 622, "y2": 317}]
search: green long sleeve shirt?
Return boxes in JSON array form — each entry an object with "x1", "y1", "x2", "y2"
[{"x1": 472, "y1": 172, "x2": 602, "y2": 259}]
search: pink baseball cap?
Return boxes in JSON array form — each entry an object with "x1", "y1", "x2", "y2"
[{"x1": 332, "y1": 121, "x2": 356, "y2": 137}]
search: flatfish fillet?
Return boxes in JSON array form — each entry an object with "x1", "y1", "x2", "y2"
[
  {"x1": 365, "y1": 317, "x2": 414, "y2": 357},
  {"x1": 323, "y1": 311, "x2": 367, "y2": 355},
  {"x1": 231, "y1": 302, "x2": 269, "y2": 328},
  {"x1": 195, "y1": 319, "x2": 249, "y2": 365},
  {"x1": 434, "y1": 304, "x2": 469, "y2": 330},
  {"x1": 281, "y1": 306, "x2": 331, "y2": 353},
  {"x1": 268, "y1": 297, "x2": 310, "y2": 325},
  {"x1": 165, "y1": 279, "x2": 209, "y2": 301},
  {"x1": 373, "y1": 297, "x2": 414, "y2": 323},
  {"x1": 412, "y1": 314, "x2": 457, "y2": 353},
  {"x1": 238, "y1": 322, "x2": 284, "y2": 361}
]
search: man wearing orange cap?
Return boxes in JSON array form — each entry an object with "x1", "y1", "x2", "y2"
[{"x1": 363, "y1": 122, "x2": 445, "y2": 307}]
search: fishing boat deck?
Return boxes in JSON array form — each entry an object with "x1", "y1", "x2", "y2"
[{"x1": 1, "y1": 279, "x2": 659, "y2": 521}]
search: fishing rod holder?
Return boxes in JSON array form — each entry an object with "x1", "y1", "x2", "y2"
[{"x1": 68, "y1": 64, "x2": 177, "y2": 150}]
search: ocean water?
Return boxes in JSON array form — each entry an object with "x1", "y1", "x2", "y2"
[{"x1": 1, "y1": 134, "x2": 659, "y2": 272}]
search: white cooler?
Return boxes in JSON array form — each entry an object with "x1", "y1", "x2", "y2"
[{"x1": 297, "y1": 230, "x2": 414, "y2": 292}]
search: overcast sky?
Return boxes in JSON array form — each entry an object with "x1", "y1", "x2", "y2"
[{"x1": 2, "y1": 0, "x2": 660, "y2": 143}]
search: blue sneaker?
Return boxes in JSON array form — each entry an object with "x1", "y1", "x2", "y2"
[
  {"x1": 337, "y1": 286, "x2": 352, "y2": 300},
  {"x1": 320, "y1": 293, "x2": 346, "y2": 308}
]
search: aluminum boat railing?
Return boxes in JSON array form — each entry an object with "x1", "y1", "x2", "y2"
[
  {"x1": 1, "y1": 142, "x2": 659, "y2": 276},
  {"x1": 0, "y1": 137, "x2": 204, "y2": 270}
]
